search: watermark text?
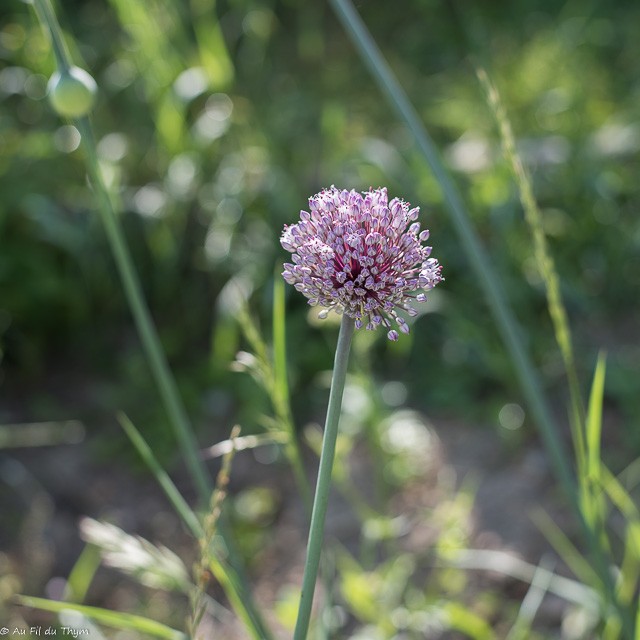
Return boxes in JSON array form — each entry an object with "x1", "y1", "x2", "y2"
[{"x1": 0, "y1": 627, "x2": 89, "y2": 638}]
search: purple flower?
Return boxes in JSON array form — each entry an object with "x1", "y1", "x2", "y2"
[{"x1": 281, "y1": 187, "x2": 444, "y2": 340}]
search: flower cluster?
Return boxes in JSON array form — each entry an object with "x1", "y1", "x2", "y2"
[{"x1": 281, "y1": 187, "x2": 443, "y2": 340}]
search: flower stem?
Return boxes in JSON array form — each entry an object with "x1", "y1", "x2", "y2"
[
  {"x1": 294, "y1": 314, "x2": 354, "y2": 640},
  {"x1": 32, "y1": 0, "x2": 70, "y2": 73},
  {"x1": 30, "y1": 3, "x2": 274, "y2": 637},
  {"x1": 75, "y1": 117, "x2": 213, "y2": 503},
  {"x1": 30, "y1": 0, "x2": 212, "y2": 504}
]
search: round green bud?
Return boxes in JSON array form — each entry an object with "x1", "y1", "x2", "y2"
[{"x1": 47, "y1": 66, "x2": 97, "y2": 118}]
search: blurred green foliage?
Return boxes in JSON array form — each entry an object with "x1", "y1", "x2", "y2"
[{"x1": 1, "y1": 0, "x2": 639, "y2": 449}]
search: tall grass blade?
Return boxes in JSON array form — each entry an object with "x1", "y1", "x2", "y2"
[
  {"x1": 478, "y1": 68, "x2": 633, "y2": 636},
  {"x1": 532, "y1": 510, "x2": 603, "y2": 596},
  {"x1": 329, "y1": 0, "x2": 575, "y2": 505},
  {"x1": 15, "y1": 596, "x2": 186, "y2": 640},
  {"x1": 582, "y1": 353, "x2": 607, "y2": 531},
  {"x1": 190, "y1": 0, "x2": 234, "y2": 89},
  {"x1": 236, "y1": 297, "x2": 311, "y2": 504},
  {"x1": 273, "y1": 276, "x2": 290, "y2": 415},
  {"x1": 272, "y1": 276, "x2": 311, "y2": 505},
  {"x1": 476, "y1": 68, "x2": 582, "y2": 408},
  {"x1": 586, "y1": 354, "x2": 606, "y2": 488},
  {"x1": 598, "y1": 467, "x2": 640, "y2": 617},
  {"x1": 600, "y1": 466, "x2": 640, "y2": 523},
  {"x1": 118, "y1": 414, "x2": 274, "y2": 640},
  {"x1": 616, "y1": 524, "x2": 640, "y2": 607},
  {"x1": 118, "y1": 413, "x2": 203, "y2": 538}
]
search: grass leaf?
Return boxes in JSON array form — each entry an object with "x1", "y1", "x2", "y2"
[
  {"x1": 586, "y1": 354, "x2": 606, "y2": 487},
  {"x1": 532, "y1": 510, "x2": 602, "y2": 594},
  {"x1": 16, "y1": 595, "x2": 186, "y2": 640},
  {"x1": 272, "y1": 275, "x2": 290, "y2": 415},
  {"x1": 118, "y1": 414, "x2": 274, "y2": 640},
  {"x1": 118, "y1": 413, "x2": 203, "y2": 539},
  {"x1": 64, "y1": 543, "x2": 102, "y2": 603}
]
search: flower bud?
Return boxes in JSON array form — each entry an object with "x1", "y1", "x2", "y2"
[{"x1": 47, "y1": 66, "x2": 97, "y2": 118}]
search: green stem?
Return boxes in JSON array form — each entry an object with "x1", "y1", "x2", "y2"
[
  {"x1": 273, "y1": 278, "x2": 312, "y2": 507},
  {"x1": 75, "y1": 115, "x2": 271, "y2": 636},
  {"x1": 329, "y1": 2, "x2": 632, "y2": 635},
  {"x1": 32, "y1": 0, "x2": 70, "y2": 73},
  {"x1": 75, "y1": 118, "x2": 212, "y2": 502},
  {"x1": 475, "y1": 68, "x2": 632, "y2": 635},
  {"x1": 31, "y1": 4, "x2": 274, "y2": 637},
  {"x1": 329, "y1": 0, "x2": 575, "y2": 515},
  {"x1": 294, "y1": 315, "x2": 354, "y2": 640},
  {"x1": 31, "y1": 0, "x2": 210, "y2": 504}
]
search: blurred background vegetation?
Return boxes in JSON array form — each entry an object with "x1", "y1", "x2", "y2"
[
  {"x1": 2, "y1": 0, "x2": 640, "y2": 637},
  {"x1": 1, "y1": 0, "x2": 639, "y2": 458}
]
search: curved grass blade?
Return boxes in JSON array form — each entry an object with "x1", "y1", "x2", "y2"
[
  {"x1": 449, "y1": 548, "x2": 599, "y2": 608},
  {"x1": 505, "y1": 556, "x2": 555, "y2": 640},
  {"x1": 15, "y1": 596, "x2": 186, "y2": 640},
  {"x1": 118, "y1": 413, "x2": 203, "y2": 538},
  {"x1": 64, "y1": 543, "x2": 102, "y2": 603},
  {"x1": 118, "y1": 414, "x2": 274, "y2": 640}
]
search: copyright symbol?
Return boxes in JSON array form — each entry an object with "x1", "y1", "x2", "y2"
[{"x1": 0, "y1": 627, "x2": 9, "y2": 635}]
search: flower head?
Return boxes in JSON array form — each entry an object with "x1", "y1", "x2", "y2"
[{"x1": 281, "y1": 187, "x2": 443, "y2": 340}]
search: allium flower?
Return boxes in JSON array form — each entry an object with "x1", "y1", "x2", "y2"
[{"x1": 281, "y1": 186, "x2": 443, "y2": 341}]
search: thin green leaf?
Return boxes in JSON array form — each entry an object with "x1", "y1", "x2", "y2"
[
  {"x1": 118, "y1": 413, "x2": 203, "y2": 539},
  {"x1": 616, "y1": 523, "x2": 640, "y2": 607},
  {"x1": 272, "y1": 275, "x2": 290, "y2": 414},
  {"x1": 598, "y1": 467, "x2": 640, "y2": 607},
  {"x1": 118, "y1": 414, "x2": 271, "y2": 640},
  {"x1": 190, "y1": 0, "x2": 234, "y2": 89},
  {"x1": 271, "y1": 276, "x2": 311, "y2": 505},
  {"x1": 600, "y1": 466, "x2": 640, "y2": 526},
  {"x1": 118, "y1": 414, "x2": 274, "y2": 640},
  {"x1": 441, "y1": 601, "x2": 496, "y2": 640},
  {"x1": 586, "y1": 354, "x2": 606, "y2": 487},
  {"x1": 328, "y1": 0, "x2": 577, "y2": 516},
  {"x1": 64, "y1": 543, "x2": 101, "y2": 603},
  {"x1": 580, "y1": 353, "x2": 608, "y2": 532},
  {"x1": 532, "y1": 510, "x2": 602, "y2": 594},
  {"x1": 236, "y1": 293, "x2": 310, "y2": 504},
  {"x1": 16, "y1": 595, "x2": 185, "y2": 640}
]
